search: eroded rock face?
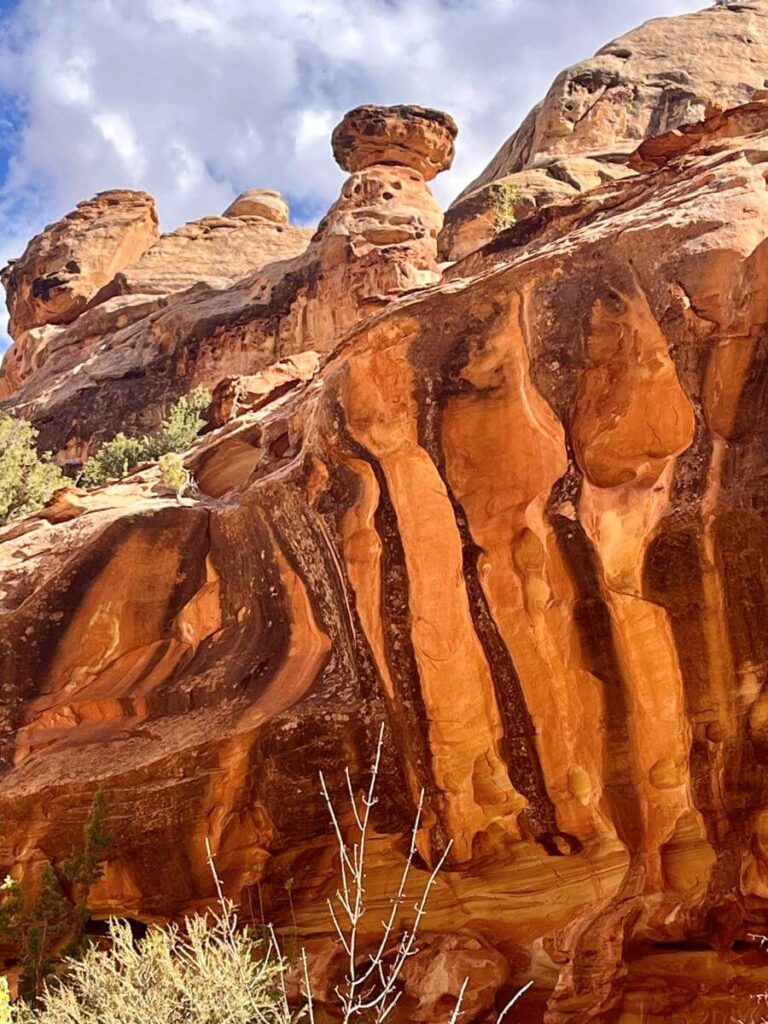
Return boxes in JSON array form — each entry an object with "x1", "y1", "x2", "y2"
[
  {"x1": 0, "y1": 190, "x2": 158, "y2": 336},
  {"x1": 441, "y1": 0, "x2": 768, "y2": 261},
  {"x1": 104, "y1": 210, "x2": 312, "y2": 298},
  {"x1": 223, "y1": 189, "x2": 290, "y2": 223},
  {"x1": 0, "y1": 106, "x2": 449, "y2": 464},
  {"x1": 0, "y1": 213, "x2": 314, "y2": 421},
  {"x1": 4, "y1": 90, "x2": 768, "y2": 1021}
]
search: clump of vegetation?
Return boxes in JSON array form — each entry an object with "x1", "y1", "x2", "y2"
[
  {"x1": 0, "y1": 976, "x2": 11, "y2": 1024},
  {"x1": 490, "y1": 179, "x2": 517, "y2": 231},
  {"x1": 0, "y1": 416, "x2": 66, "y2": 526},
  {"x1": 2, "y1": 735, "x2": 531, "y2": 1022},
  {"x1": 152, "y1": 388, "x2": 211, "y2": 455},
  {"x1": 0, "y1": 790, "x2": 111, "y2": 999},
  {"x1": 158, "y1": 452, "x2": 187, "y2": 493},
  {"x1": 12, "y1": 911, "x2": 292, "y2": 1024},
  {"x1": 80, "y1": 388, "x2": 210, "y2": 488}
]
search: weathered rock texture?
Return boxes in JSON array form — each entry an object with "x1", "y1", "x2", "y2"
[
  {"x1": 0, "y1": 106, "x2": 448, "y2": 465},
  {"x1": 4, "y1": 17, "x2": 768, "y2": 1024},
  {"x1": 332, "y1": 104, "x2": 457, "y2": 179},
  {"x1": 440, "y1": 0, "x2": 768, "y2": 260},
  {"x1": 0, "y1": 192, "x2": 313, "y2": 412},
  {"x1": 0, "y1": 190, "x2": 158, "y2": 335}
]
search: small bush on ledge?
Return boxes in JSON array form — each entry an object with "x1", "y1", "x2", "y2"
[
  {"x1": 80, "y1": 388, "x2": 210, "y2": 488},
  {"x1": 490, "y1": 179, "x2": 517, "y2": 231}
]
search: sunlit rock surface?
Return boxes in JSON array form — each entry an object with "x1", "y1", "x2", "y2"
[
  {"x1": 3, "y1": 19, "x2": 768, "y2": 1024},
  {"x1": 440, "y1": 0, "x2": 768, "y2": 261}
]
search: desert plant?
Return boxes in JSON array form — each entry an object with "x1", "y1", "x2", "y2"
[
  {"x1": 158, "y1": 452, "x2": 187, "y2": 493},
  {"x1": 311, "y1": 725, "x2": 532, "y2": 1024},
  {"x1": 0, "y1": 790, "x2": 111, "y2": 998},
  {"x1": 3, "y1": 739, "x2": 532, "y2": 1023},
  {"x1": 491, "y1": 180, "x2": 517, "y2": 231},
  {"x1": 0, "y1": 416, "x2": 65, "y2": 525},
  {"x1": 0, "y1": 975, "x2": 11, "y2": 1024},
  {"x1": 59, "y1": 788, "x2": 112, "y2": 959},
  {"x1": 79, "y1": 434, "x2": 150, "y2": 488},
  {"x1": 79, "y1": 388, "x2": 210, "y2": 488},
  {"x1": 11, "y1": 910, "x2": 293, "y2": 1024},
  {"x1": 152, "y1": 387, "x2": 210, "y2": 455}
]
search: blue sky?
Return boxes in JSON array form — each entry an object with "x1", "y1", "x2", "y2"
[{"x1": 0, "y1": 0, "x2": 706, "y2": 350}]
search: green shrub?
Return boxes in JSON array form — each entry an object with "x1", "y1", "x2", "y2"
[
  {"x1": 153, "y1": 387, "x2": 210, "y2": 455},
  {"x1": 79, "y1": 434, "x2": 150, "y2": 489},
  {"x1": 12, "y1": 911, "x2": 293, "y2": 1024},
  {"x1": 0, "y1": 417, "x2": 66, "y2": 525},
  {"x1": 0, "y1": 790, "x2": 111, "y2": 999},
  {"x1": 491, "y1": 180, "x2": 517, "y2": 231},
  {"x1": 158, "y1": 453, "x2": 187, "y2": 493},
  {"x1": 80, "y1": 388, "x2": 210, "y2": 488}
]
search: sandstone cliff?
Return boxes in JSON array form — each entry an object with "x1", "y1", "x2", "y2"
[
  {"x1": 2, "y1": 6, "x2": 768, "y2": 1024},
  {"x1": 440, "y1": 0, "x2": 768, "y2": 261}
]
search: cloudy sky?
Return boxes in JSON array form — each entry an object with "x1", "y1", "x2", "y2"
[{"x1": 0, "y1": 0, "x2": 706, "y2": 346}]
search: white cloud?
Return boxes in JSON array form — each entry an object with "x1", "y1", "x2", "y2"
[{"x1": 0, "y1": 0, "x2": 707, "y2": 347}]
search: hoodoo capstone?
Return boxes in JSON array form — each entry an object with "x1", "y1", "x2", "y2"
[{"x1": 331, "y1": 103, "x2": 457, "y2": 179}]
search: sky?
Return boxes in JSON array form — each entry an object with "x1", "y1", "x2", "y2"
[{"x1": 0, "y1": 0, "x2": 707, "y2": 349}]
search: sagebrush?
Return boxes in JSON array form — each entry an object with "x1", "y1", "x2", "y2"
[
  {"x1": 2, "y1": 733, "x2": 531, "y2": 1022},
  {"x1": 11, "y1": 910, "x2": 294, "y2": 1024}
]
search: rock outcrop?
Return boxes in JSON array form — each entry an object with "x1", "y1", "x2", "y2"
[
  {"x1": 0, "y1": 106, "x2": 451, "y2": 466},
  {"x1": 104, "y1": 204, "x2": 312, "y2": 299},
  {"x1": 0, "y1": 190, "x2": 158, "y2": 336},
  {"x1": 0, "y1": 191, "x2": 312, "y2": 404},
  {"x1": 5, "y1": 10, "x2": 768, "y2": 1024},
  {"x1": 440, "y1": 0, "x2": 768, "y2": 260}
]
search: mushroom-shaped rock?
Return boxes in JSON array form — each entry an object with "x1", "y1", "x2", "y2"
[
  {"x1": 331, "y1": 104, "x2": 457, "y2": 180},
  {"x1": 223, "y1": 189, "x2": 289, "y2": 224}
]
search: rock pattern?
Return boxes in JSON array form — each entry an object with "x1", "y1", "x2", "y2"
[
  {"x1": 0, "y1": 193, "x2": 313, "y2": 406},
  {"x1": 104, "y1": 207, "x2": 312, "y2": 299},
  {"x1": 4, "y1": 87, "x2": 768, "y2": 1021},
  {"x1": 441, "y1": 0, "x2": 768, "y2": 261},
  {"x1": 223, "y1": 189, "x2": 290, "y2": 222},
  {"x1": 332, "y1": 104, "x2": 457, "y2": 179}
]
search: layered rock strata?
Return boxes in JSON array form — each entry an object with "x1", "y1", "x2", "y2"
[{"x1": 3, "y1": 87, "x2": 768, "y2": 1021}]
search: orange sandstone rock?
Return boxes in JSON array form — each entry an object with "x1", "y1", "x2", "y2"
[
  {"x1": 3, "y1": 95, "x2": 768, "y2": 1021},
  {"x1": 223, "y1": 189, "x2": 290, "y2": 223},
  {"x1": 441, "y1": 0, "x2": 768, "y2": 261},
  {"x1": 332, "y1": 104, "x2": 457, "y2": 180},
  {"x1": 0, "y1": 189, "x2": 158, "y2": 336},
  {"x1": 0, "y1": 107, "x2": 450, "y2": 463}
]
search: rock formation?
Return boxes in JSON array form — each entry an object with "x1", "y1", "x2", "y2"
[
  {"x1": 0, "y1": 106, "x2": 452, "y2": 468},
  {"x1": 4, "y1": 8, "x2": 768, "y2": 1024},
  {"x1": 0, "y1": 190, "x2": 159, "y2": 336},
  {"x1": 440, "y1": 0, "x2": 768, "y2": 261}
]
